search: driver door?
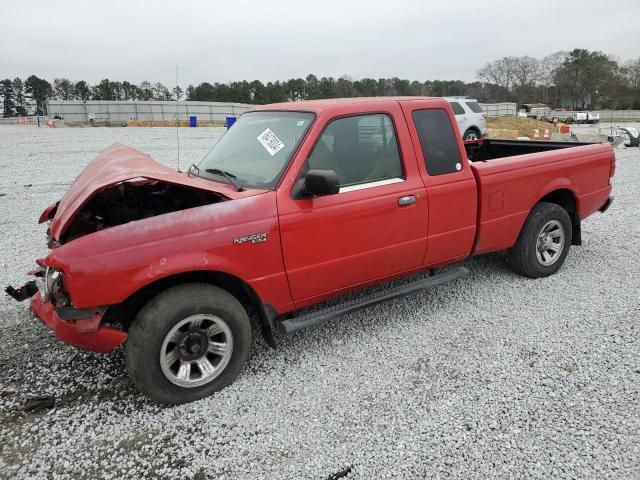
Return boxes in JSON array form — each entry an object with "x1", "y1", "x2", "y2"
[{"x1": 277, "y1": 107, "x2": 428, "y2": 306}]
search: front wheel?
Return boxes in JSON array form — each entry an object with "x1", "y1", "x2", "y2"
[
  {"x1": 126, "y1": 283, "x2": 251, "y2": 404},
  {"x1": 508, "y1": 202, "x2": 572, "y2": 278}
]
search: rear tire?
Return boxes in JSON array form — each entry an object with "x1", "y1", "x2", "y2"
[
  {"x1": 508, "y1": 202, "x2": 572, "y2": 278},
  {"x1": 463, "y1": 128, "x2": 480, "y2": 141},
  {"x1": 125, "y1": 283, "x2": 251, "y2": 405}
]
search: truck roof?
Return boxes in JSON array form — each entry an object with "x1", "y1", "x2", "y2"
[{"x1": 250, "y1": 96, "x2": 445, "y2": 114}]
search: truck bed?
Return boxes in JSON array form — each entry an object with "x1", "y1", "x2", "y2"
[
  {"x1": 465, "y1": 138, "x2": 598, "y2": 162},
  {"x1": 468, "y1": 142, "x2": 614, "y2": 255}
]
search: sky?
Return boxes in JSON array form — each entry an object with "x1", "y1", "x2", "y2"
[{"x1": 3, "y1": 0, "x2": 639, "y2": 87}]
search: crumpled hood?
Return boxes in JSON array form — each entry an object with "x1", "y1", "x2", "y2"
[{"x1": 46, "y1": 142, "x2": 265, "y2": 240}]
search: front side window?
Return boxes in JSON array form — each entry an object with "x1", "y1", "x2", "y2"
[
  {"x1": 307, "y1": 113, "x2": 403, "y2": 188},
  {"x1": 412, "y1": 109, "x2": 463, "y2": 176},
  {"x1": 197, "y1": 111, "x2": 314, "y2": 190}
]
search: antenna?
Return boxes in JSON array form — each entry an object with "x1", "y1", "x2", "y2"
[{"x1": 175, "y1": 65, "x2": 181, "y2": 172}]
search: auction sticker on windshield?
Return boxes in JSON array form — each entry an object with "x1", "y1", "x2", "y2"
[{"x1": 257, "y1": 128, "x2": 285, "y2": 156}]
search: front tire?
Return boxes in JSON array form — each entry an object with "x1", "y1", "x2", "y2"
[
  {"x1": 508, "y1": 202, "x2": 572, "y2": 278},
  {"x1": 126, "y1": 283, "x2": 251, "y2": 405}
]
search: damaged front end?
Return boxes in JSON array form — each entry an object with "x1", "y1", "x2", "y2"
[
  {"x1": 6, "y1": 261, "x2": 125, "y2": 353},
  {"x1": 61, "y1": 178, "x2": 223, "y2": 243},
  {"x1": 6, "y1": 142, "x2": 234, "y2": 353}
]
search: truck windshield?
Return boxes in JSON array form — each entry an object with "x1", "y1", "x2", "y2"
[{"x1": 197, "y1": 111, "x2": 315, "y2": 190}]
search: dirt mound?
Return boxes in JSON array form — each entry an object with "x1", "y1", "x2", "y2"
[{"x1": 487, "y1": 117, "x2": 560, "y2": 139}]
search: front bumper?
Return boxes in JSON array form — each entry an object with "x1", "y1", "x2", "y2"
[{"x1": 30, "y1": 292, "x2": 127, "y2": 353}]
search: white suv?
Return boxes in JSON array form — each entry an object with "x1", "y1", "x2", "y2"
[{"x1": 444, "y1": 97, "x2": 487, "y2": 141}]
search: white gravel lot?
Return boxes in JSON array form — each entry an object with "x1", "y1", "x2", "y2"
[{"x1": 0, "y1": 125, "x2": 639, "y2": 480}]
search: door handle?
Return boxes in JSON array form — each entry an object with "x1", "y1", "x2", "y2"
[{"x1": 398, "y1": 195, "x2": 416, "y2": 207}]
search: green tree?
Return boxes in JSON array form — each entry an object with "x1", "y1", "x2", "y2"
[
  {"x1": 138, "y1": 81, "x2": 154, "y2": 100},
  {"x1": 12, "y1": 77, "x2": 26, "y2": 115},
  {"x1": 305, "y1": 74, "x2": 320, "y2": 99},
  {"x1": 112, "y1": 81, "x2": 124, "y2": 101},
  {"x1": 353, "y1": 78, "x2": 378, "y2": 96},
  {"x1": 74, "y1": 81, "x2": 91, "y2": 101},
  {"x1": 92, "y1": 79, "x2": 116, "y2": 100},
  {"x1": 1, "y1": 79, "x2": 16, "y2": 117},
  {"x1": 249, "y1": 80, "x2": 267, "y2": 103},
  {"x1": 335, "y1": 76, "x2": 354, "y2": 97},
  {"x1": 120, "y1": 81, "x2": 137, "y2": 100},
  {"x1": 192, "y1": 82, "x2": 217, "y2": 101},
  {"x1": 185, "y1": 84, "x2": 196, "y2": 101},
  {"x1": 53, "y1": 78, "x2": 75, "y2": 100},
  {"x1": 264, "y1": 81, "x2": 287, "y2": 103},
  {"x1": 286, "y1": 78, "x2": 306, "y2": 101},
  {"x1": 152, "y1": 82, "x2": 171, "y2": 100},
  {"x1": 172, "y1": 85, "x2": 183, "y2": 101},
  {"x1": 25, "y1": 75, "x2": 52, "y2": 115},
  {"x1": 318, "y1": 77, "x2": 336, "y2": 98},
  {"x1": 554, "y1": 49, "x2": 617, "y2": 109}
]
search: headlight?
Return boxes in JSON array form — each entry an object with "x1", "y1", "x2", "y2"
[{"x1": 38, "y1": 267, "x2": 68, "y2": 305}]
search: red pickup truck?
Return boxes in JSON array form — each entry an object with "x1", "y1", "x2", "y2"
[{"x1": 7, "y1": 97, "x2": 614, "y2": 404}]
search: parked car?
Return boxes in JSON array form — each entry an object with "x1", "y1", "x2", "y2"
[
  {"x1": 7, "y1": 97, "x2": 615, "y2": 404},
  {"x1": 552, "y1": 110, "x2": 601, "y2": 124},
  {"x1": 444, "y1": 96, "x2": 487, "y2": 140},
  {"x1": 519, "y1": 103, "x2": 551, "y2": 120}
]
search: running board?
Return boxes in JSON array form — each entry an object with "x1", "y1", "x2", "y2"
[{"x1": 279, "y1": 266, "x2": 470, "y2": 334}]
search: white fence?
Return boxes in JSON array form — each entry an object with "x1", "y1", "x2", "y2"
[
  {"x1": 8, "y1": 101, "x2": 640, "y2": 125},
  {"x1": 479, "y1": 102, "x2": 517, "y2": 117},
  {"x1": 551, "y1": 110, "x2": 640, "y2": 122},
  {"x1": 45, "y1": 100, "x2": 253, "y2": 124}
]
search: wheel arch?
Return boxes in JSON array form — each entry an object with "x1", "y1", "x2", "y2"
[
  {"x1": 537, "y1": 188, "x2": 581, "y2": 245},
  {"x1": 103, "y1": 269, "x2": 277, "y2": 348},
  {"x1": 463, "y1": 126, "x2": 481, "y2": 138}
]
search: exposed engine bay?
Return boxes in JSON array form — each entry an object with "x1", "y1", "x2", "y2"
[{"x1": 62, "y1": 179, "x2": 224, "y2": 243}]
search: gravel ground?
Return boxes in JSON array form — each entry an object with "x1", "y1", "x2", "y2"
[{"x1": 0, "y1": 125, "x2": 639, "y2": 480}]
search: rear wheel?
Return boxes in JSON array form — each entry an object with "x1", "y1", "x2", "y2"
[
  {"x1": 126, "y1": 283, "x2": 251, "y2": 404},
  {"x1": 463, "y1": 128, "x2": 480, "y2": 141},
  {"x1": 508, "y1": 202, "x2": 572, "y2": 278}
]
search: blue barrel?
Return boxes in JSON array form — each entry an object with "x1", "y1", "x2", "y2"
[
  {"x1": 189, "y1": 116, "x2": 197, "y2": 128},
  {"x1": 225, "y1": 116, "x2": 237, "y2": 129}
]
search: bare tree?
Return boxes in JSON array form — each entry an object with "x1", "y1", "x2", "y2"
[
  {"x1": 539, "y1": 51, "x2": 568, "y2": 106},
  {"x1": 476, "y1": 57, "x2": 517, "y2": 93},
  {"x1": 512, "y1": 56, "x2": 541, "y2": 104},
  {"x1": 622, "y1": 58, "x2": 640, "y2": 88}
]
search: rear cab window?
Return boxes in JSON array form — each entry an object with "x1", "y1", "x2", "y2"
[
  {"x1": 412, "y1": 109, "x2": 463, "y2": 176},
  {"x1": 307, "y1": 113, "x2": 404, "y2": 191}
]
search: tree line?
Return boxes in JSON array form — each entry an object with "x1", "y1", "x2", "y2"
[{"x1": 2, "y1": 48, "x2": 640, "y2": 118}]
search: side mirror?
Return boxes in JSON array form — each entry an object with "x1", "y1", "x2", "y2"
[{"x1": 304, "y1": 169, "x2": 339, "y2": 196}]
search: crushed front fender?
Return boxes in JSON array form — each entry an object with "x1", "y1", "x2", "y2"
[{"x1": 30, "y1": 292, "x2": 127, "y2": 353}]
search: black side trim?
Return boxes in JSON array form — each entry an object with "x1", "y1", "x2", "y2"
[{"x1": 279, "y1": 266, "x2": 470, "y2": 334}]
